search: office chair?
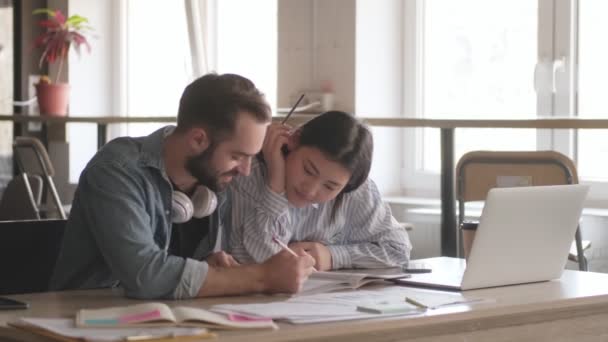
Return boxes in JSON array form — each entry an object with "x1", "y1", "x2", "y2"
[
  {"x1": 0, "y1": 219, "x2": 66, "y2": 295},
  {"x1": 456, "y1": 150, "x2": 589, "y2": 271},
  {"x1": 13, "y1": 137, "x2": 66, "y2": 219},
  {"x1": 0, "y1": 174, "x2": 43, "y2": 220}
]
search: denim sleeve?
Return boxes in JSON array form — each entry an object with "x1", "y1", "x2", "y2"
[{"x1": 79, "y1": 162, "x2": 206, "y2": 299}]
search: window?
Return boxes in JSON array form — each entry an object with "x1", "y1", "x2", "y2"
[
  {"x1": 406, "y1": 0, "x2": 539, "y2": 177},
  {"x1": 116, "y1": 0, "x2": 277, "y2": 141},
  {"x1": 68, "y1": 1, "x2": 277, "y2": 183},
  {"x1": 121, "y1": 0, "x2": 193, "y2": 138},
  {"x1": 404, "y1": 0, "x2": 608, "y2": 203},
  {"x1": 577, "y1": 0, "x2": 608, "y2": 182},
  {"x1": 215, "y1": 0, "x2": 277, "y2": 109}
]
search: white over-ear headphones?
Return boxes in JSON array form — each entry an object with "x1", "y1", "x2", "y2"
[{"x1": 171, "y1": 185, "x2": 218, "y2": 223}]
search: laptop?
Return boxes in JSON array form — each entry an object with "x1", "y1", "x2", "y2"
[{"x1": 394, "y1": 184, "x2": 589, "y2": 291}]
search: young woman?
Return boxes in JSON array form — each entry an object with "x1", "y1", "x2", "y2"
[{"x1": 227, "y1": 111, "x2": 411, "y2": 270}]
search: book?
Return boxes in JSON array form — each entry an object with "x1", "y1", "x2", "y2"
[
  {"x1": 300, "y1": 269, "x2": 411, "y2": 296},
  {"x1": 9, "y1": 318, "x2": 214, "y2": 342},
  {"x1": 76, "y1": 303, "x2": 278, "y2": 330}
]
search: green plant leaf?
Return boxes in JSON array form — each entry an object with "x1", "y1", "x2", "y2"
[{"x1": 66, "y1": 15, "x2": 89, "y2": 27}]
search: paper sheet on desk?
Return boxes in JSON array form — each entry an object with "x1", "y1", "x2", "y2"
[
  {"x1": 213, "y1": 290, "x2": 424, "y2": 324},
  {"x1": 12, "y1": 318, "x2": 208, "y2": 341},
  {"x1": 212, "y1": 286, "x2": 488, "y2": 324}
]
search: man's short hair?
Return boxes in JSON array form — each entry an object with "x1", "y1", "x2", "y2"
[{"x1": 176, "y1": 73, "x2": 271, "y2": 140}]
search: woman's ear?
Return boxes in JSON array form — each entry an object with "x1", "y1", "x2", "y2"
[
  {"x1": 188, "y1": 127, "x2": 211, "y2": 153},
  {"x1": 286, "y1": 129, "x2": 301, "y2": 151}
]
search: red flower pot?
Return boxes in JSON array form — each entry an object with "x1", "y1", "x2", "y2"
[{"x1": 35, "y1": 83, "x2": 70, "y2": 116}]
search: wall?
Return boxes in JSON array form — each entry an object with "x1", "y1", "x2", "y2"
[
  {"x1": 67, "y1": 0, "x2": 116, "y2": 190},
  {"x1": 277, "y1": 0, "x2": 355, "y2": 113},
  {"x1": 278, "y1": 0, "x2": 405, "y2": 194},
  {"x1": 355, "y1": 0, "x2": 404, "y2": 195}
]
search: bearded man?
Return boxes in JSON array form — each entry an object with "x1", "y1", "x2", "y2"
[{"x1": 50, "y1": 73, "x2": 315, "y2": 299}]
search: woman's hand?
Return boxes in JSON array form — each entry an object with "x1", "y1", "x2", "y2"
[
  {"x1": 289, "y1": 241, "x2": 333, "y2": 271},
  {"x1": 262, "y1": 123, "x2": 292, "y2": 194}
]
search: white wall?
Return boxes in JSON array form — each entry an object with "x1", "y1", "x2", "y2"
[
  {"x1": 355, "y1": 0, "x2": 404, "y2": 194},
  {"x1": 277, "y1": 0, "x2": 355, "y2": 113},
  {"x1": 278, "y1": 0, "x2": 405, "y2": 194},
  {"x1": 68, "y1": 0, "x2": 117, "y2": 183}
]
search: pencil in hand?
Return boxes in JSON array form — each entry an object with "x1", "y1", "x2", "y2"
[
  {"x1": 282, "y1": 94, "x2": 305, "y2": 124},
  {"x1": 272, "y1": 235, "x2": 318, "y2": 271}
]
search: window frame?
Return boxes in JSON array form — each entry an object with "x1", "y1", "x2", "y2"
[{"x1": 400, "y1": 0, "x2": 608, "y2": 206}]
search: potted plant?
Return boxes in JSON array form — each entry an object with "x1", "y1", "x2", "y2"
[{"x1": 32, "y1": 8, "x2": 92, "y2": 116}]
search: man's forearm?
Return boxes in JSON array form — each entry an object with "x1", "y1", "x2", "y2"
[{"x1": 197, "y1": 264, "x2": 267, "y2": 297}]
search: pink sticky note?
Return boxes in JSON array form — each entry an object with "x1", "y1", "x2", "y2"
[{"x1": 119, "y1": 309, "x2": 162, "y2": 324}]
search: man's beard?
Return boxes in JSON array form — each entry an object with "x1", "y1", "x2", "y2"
[{"x1": 185, "y1": 145, "x2": 238, "y2": 192}]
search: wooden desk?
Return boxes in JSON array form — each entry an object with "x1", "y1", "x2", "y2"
[
  {"x1": 2, "y1": 257, "x2": 608, "y2": 341},
  {"x1": 4, "y1": 114, "x2": 608, "y2": 256}
]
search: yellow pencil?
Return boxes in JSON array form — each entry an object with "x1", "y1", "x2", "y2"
[{"x1": 405, "y1": 297, "x2": 428, "y2": 310}]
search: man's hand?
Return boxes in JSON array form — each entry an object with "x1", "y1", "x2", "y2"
[
  {"x1": 261, "y1": 249, "x2": 315, "y2": 294},
  {"x1": 262, "y1": 123, "x2": 291, "y2": 194},
  {"x1": 289, "y1": 241, "x2": 333, "y2": 271},
  {"x1": 206, "y1": 251, "x2": 240, "y2": 268}
]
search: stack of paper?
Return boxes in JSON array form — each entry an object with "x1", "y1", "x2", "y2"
[
  {"x1": 212, "y1": 286, "x2": 487, "y2": 324},
  {"x1": 213, "y1": 290, "x2": 423, "y2": 324}
]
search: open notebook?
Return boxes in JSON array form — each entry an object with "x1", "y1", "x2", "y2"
[
  {"x1": 76, "y1": 303, "x2": 278, "y2": 330},
  {"x1": 9, "y1": 318, "x2": 213, "y2": 342},
  {"x1": 300, "y1": 269, "x2": 411, "y2": 296}
]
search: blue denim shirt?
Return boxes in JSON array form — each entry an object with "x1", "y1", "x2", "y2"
[{"x1": 50, "y1": 126, "x2": 225, "y2": 299}]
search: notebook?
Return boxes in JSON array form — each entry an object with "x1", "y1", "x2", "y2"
[
  {"x1": 9, "y1": 318, "x2": 213, "y2": 342},
  {"x1": 300, "y1": 268, "x2": 411, "y2": 295},
  {"x1": 76, "y1": 303, "x2": 278, "y2": 330},
  {"x1": 393, "y1": 184, "x2": 589, "y2": 290}
]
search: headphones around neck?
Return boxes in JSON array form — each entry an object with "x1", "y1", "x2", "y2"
[{"x1": 171, "y1": 185, "x2": 218, "y2": 223}]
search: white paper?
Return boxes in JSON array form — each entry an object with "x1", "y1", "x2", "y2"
[{"x1": 211, "y1": 285, "x2": 488, "y2": 325}]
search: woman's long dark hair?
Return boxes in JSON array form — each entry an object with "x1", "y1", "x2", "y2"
[{"x1": 298, "y1": 111, "x2": 373, "y2": 221}]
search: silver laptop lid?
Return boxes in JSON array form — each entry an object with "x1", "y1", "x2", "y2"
[{"x1": 461, "y1": 184, "x2": 589, "y2": 290}]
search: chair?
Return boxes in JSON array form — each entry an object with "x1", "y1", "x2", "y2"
[
  {"x1": 0, "y1": 174, "x2": 43, "y2": 220},
  {"x1": 456, "y1": 150, "x2": 589, "y2": 271},
  {"x1": 0, "y1": 219, "x2": 66, "y2": 295},
  {"x1": 13, "y1": 137, "x2": 66, "y2": 219}
]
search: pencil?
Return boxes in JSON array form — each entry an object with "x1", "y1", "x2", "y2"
[
  {"x1": 405, "y1": 297, "x2": 428, "y2": 309},
  {"x1": 281, "y1": 94, "x2": 305, "y2": 124},
  {"x1": 272, "y1": 236, "x2": 318, "y2": 271}
]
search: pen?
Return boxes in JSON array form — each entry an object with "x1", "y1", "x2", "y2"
[
  {"x1": 405, "y1": 297, "x2": 428, "y2": 310},
  {"x1": 281, "y1": 94, "x2": 305, "y2": 124},
  {"x1": 272, "y1": 235, "x2": 318, "y2": 271}
]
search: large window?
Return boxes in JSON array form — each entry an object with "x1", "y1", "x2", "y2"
[
  {"x1": 577, "y1": 0, "x2": 608, "y2": 182},
  {"x1": 404, "y1": 0, "x2": 608, "y2": 203},
  {"x1": 68, "y1": 0, "x2": 277, "y2": 183},
  {"x1": 215, "y1": 0, "x2": 277, "y2": 109},
  {"x1": 120, "y1": 0, "x2": 277, "y2": 138},
  {"x1": 121, "y1": 0, "x2": 193, "y2": 138}
]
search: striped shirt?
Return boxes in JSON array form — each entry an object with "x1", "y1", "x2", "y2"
[{"x1": 226, "y1": 158, "x2": 412, "y2": 269}]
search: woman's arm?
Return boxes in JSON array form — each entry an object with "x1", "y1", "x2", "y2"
[{"x1": 326, "y1": 179, "x2": 412, "y2": 269}]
